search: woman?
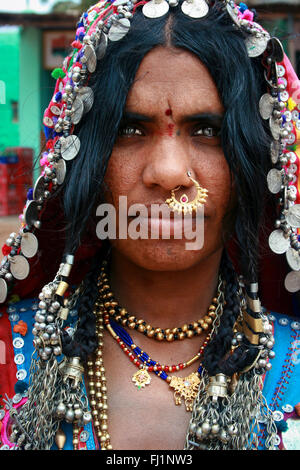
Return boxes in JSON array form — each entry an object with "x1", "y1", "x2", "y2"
[{"x1": 0, "y1": 0, "x2": 300, "y2": 451}]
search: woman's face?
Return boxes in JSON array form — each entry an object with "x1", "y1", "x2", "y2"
[{"x1": 103, "y1": 46, "x2": 234, "y2": 271}]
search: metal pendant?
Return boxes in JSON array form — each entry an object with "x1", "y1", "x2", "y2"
[
  {"x1": 270, "y1": 140, "x2": 281, "y2": 164},
  {"x1": 0, "y1": 278, "x2": 8, "y2": 304},
  {"x1": 269, "y1": 116, "x2": 281, "y2": 140},
  {"x1": 142, "y1": 0, "x2": 169, "y2": 19},
  {"x1": 24, "y1": 200, "x2": 39, "y2": 227},
  {"x1": 20, "y1": 232, "x2": 38, "y2": 258},
  {"x1": 226, "y1": 3, "x2": 240, "y2": 26},
  {"x1": 71, "y1": 96, "x2": 84, "y2": 125},
  {"x1": 132, "y1": 369, "x2": 151, "y2": 389},
  {"x1": 84, "y1": 44, "x2": 97, "y2": 73},
  {"x1": 96, "y1": 32, "x2": 108, "y2": 60},
  {"x1": 267, "y1": 168, "x2": 282, "y2": 194},
  {"x1": 181, "y1": 0, "x2": 209, "y2": 18},
  {"x1": 108, "y1": 18, "x2": 131, "y2": 41},
  {"x1": 55, "y1": 158, "x2": 67, "y2": 185},
  {"x1": 78, "y1": 87, "x2": 94, "y2": 114},
  {"x1": 284, "y1": 270, "x2": 300, "y2": 293},
  {"x1": 245, "y1": 32, "x2": 269, "y2": 58},
  {"x1": 169, "y1": 372, "x2": 200, "y2": 412},
  {"x1": 60, "y1": 135, "x2": 81, "y2": 161},
  {"x1": 9, "y1": 255, "x2": 30, "y2": 280},
  {"x1": 286, "y1": 204, "x2": 300, "y2": 228},
  {"x1": 286, "y1": 247, "x2": 300, "y2": 271},
  {"x1": 259, "y1": 94, "x2": 274, "y2": 120},
  {"x1": 268, "y1": 229, "x2": 290, "y2": 254}
]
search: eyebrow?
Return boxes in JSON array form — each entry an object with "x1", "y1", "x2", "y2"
[{"x1": 121, "y1": 111, "x2": 224, "y2": 126}]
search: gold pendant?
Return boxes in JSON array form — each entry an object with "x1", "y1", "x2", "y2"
[
  {"x1": 169, "y1": 372, "x2": 200, "y2": 412},
  {"x1": 132, "y1": 368, "x2": 151, "y2": 390}
]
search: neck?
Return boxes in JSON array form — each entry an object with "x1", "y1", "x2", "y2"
[{"x1": 108, "y1": 248, "x2": 224, "y2": 328}]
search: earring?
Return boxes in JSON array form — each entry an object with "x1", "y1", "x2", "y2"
[{"x1": 165, "y1": 171, "x2": 208, "y2": 214}]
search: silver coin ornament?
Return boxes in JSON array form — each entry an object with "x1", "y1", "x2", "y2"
[
  {"x1": 108, "y1": 18, "x2": 131, "y2": 41},
  {"x1": 259, "y1": 94, "x2": 274, "y2": 120},
  {"x1": 269, "y1": 115, "x2": 281, "y2": 140},
  {"x1": 78, "y1": 87, "x2": 94, "y2": 114},
  {"x1": 284, "y1": 270, "x2": 300, "y2": 293},
  {"x1": 71, "y1": 96, "x2": 84, "y2": 125},
  {"x1": 142, "y1": 0, "x2": 169, "y2": 19},
  {"x1": 181, "y1": 0, "x2": 209, "y2": 18},
  {"x1": 286, "y1": 247, "x2": 300, "y2": 271},
  {"x1": 286, "y1": 204, "x2": 300, "y2": 228},
  {"x1": 268, "y1": 37, "x2": 284, "y2": 63},
  {"x1": 9, "y1": 255, "x2": 30, "y2": 281},
  {"x1": 33, "y1": 175, "x2": 46, "y2": 202},
  {"x1": 55, "y1": 158, "x2": 67, "y2": 185},
  {"x1": 0, "y1": 277, "x2": 8, "y2": 304},
  {"x1": 20, "y1": 232, "x2": 38, "y2": 258},
  {"x1": 245, "y1": 32, "x2": 269, "y2": 58},
  {"x1": 60, "y1": 135, "x2": 81, "y2": 161},
  {"x1": 84, "y1": 44, "x2": 97, "y2": 73},
  {"x1": 267, "y1": 168, "x2": 282, "y2": 194},
  {"x1": 270, "y1": 140, "x2": 281, "y2": 164},
  {"x1": 226, "y1": 3, "x2": 240, "y2": 26},
  {"x1": 24, "y1": 200, "x2": 39, "y2": 227},
  {"x1": 268, "y1": 229, "x2": 290, "y2": 254},
  {"x1": 96, "y1": 32, "x2": 108, "y2": 60}
]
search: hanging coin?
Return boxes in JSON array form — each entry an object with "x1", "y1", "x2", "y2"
[
  {"x1": 9, "y1": 255, "x2": 30, "y2": 281},
  {"x1": 181, "y1": 0, "x2": 209, "y2": 18},
  {"x1": 269, "y1": 116, "x2": 281, "y2": 140},
  {"x1": 78, "y1": 87, "x2": 94, "y2": 114},
  {"x1": 267, "y1": 168, "x2": 282, "y2": 194},
  {"x1": 245, "y1": 32, "x2": 269, "y2": 58},
  {"x1": 268, "y1": 229, "x2": 290, "y2": 254},
  {"x1": 33, "y1": 175, "x2": 46, "y2": 202},
  {"x1": 142, "y1": 0, "x2": 169, "y2": 19},
  {"x1": 71, "y1": 96, "x2": 84, "y2": 125},
  {"x1": 270, "y1": 140, "x2": 281, "y2": 164},
  {"x1": 55, "y1": 158, "x2": 67, "y2": 185},
  {"x1": 20, "y1": 233, "x2": 38, "y2": 258},
  {"x1": 286, "y1": 247, "x2": 300, "y2": 271},
  {"x1": 267, "y1": 37, "x2": 284, "y2": 63},
  {"x1": 60, "y1": 135, "x2": 81, "y2": 161},
  {"x1": 84, "y1": 44, "x2": 97, "y2": 73},
  {"x1": 96, "y1": 32, "x2": 108, "y2": 60},
  {"x1": 226, "y1": 3, "x2": 240, "y2": 26},
  {"x1": 284, "y1": 270, "x2": 300, "y2": 293},
  {"x1": 259, "y1": 94, "x2": 274, "y2": 120},
  {"x1": 0, "y1": 278, "x2": 8, "y2": 304},
  {"x1": 286, "y1": 204, "x2": 300, "y2": 228},
  {"x1": 108, "y1": 18, "x2": 131, "y2": 41},
  {"x1": 24, "y1": 200, "x2": 39, "y2": 228}
]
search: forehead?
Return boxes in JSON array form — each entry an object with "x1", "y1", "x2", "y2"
[{"x1": 125, "y1": 46, "x2": 223, "y2": 116}]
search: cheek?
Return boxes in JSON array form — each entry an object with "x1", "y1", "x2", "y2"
[{"x1": 103, "y1": 151, "x2": 142, "y2": 204}]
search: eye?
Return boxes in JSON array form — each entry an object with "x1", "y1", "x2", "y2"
[
  {"x1": 192, "y1": 126, "x2": 220, "y2": 138},
  {"x1": 118, "y1": 125, "x2": 144, "y2": 137}
]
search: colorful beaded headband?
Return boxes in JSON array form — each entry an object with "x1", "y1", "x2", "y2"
[{"x1": 0, "y1": 0, "x2": 300, "y2": 306}]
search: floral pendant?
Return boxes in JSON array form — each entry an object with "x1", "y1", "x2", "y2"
[
  {"x1": 169, "y1": 372, "x2": 200, "y2": 412},
  {"x1": 132, "y1": 369, "x2": 151, "y2": 390}
]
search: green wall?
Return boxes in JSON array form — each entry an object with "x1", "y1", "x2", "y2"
[
  {"x1": 19, "y1": 27, "x2": 42, "y2": 182},
  {"x1": 0, "y1": 26, "x2": 20, "y2": 153}
]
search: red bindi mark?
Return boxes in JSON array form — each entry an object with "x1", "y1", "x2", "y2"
[
  {"x1": 167, "y1": 123, "x2": 175, "y2": 136},
  {"x1": 165, "y1": 108, "x2": 172, "y2": 116}
]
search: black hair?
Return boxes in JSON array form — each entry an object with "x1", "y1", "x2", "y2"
[{"x1": 60, "y1": 2, "x2": 272, "y2": 373}]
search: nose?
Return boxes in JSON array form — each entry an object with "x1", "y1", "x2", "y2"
[{"x1": 142, "y1": 137, "x2": 194, "y2": 193}]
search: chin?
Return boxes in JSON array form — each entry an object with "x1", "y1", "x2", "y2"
[{"x1": 109, "y1": 237, "x2": 218, "y2": 272}]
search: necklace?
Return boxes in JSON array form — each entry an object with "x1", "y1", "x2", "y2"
[{"x1": 98, "y1": 261, "x2": 220, "y2": 342}]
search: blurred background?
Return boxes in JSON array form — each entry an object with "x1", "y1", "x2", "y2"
[{"x1": 0, "y1": 0, "x2": 299, "y2": 245}]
